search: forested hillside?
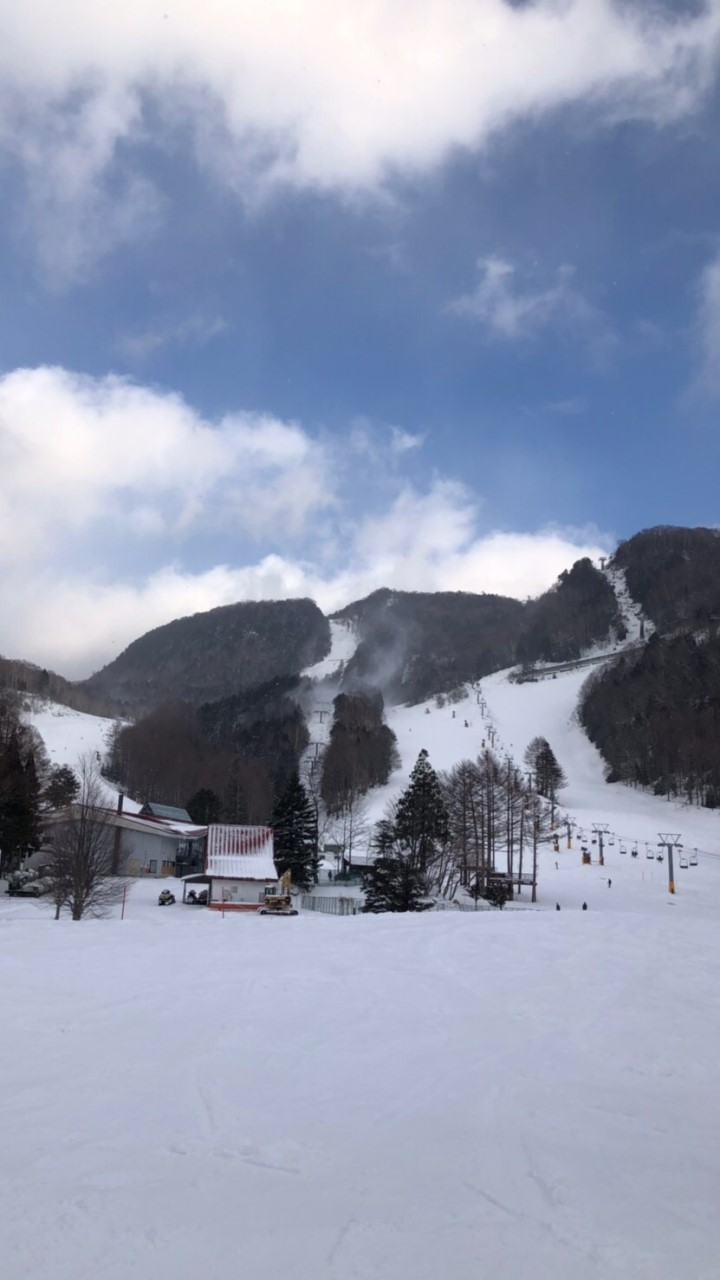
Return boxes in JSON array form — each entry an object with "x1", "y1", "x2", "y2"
[
  {"x1": 332, "y1": 567, "x2": 619, "y2": 705},
  {"x1": 612, "y1": 526, "x2": 720, "y2": 630},
  {"x1": 105, "y1": 677, "x2": 308, "y2": 824},
  {"x1": 581, "y1": 630, "x2": 720, "y2": 807},
  {"x1": 517, "y1": 558, "x2": 624, "y2": 664},
  {"x1": 84, "y1": 598, "x2": 330, "y2": 711}
]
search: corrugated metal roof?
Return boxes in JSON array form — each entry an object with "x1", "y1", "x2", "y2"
[
  {"x1": 206, "y1": 825, "x2": 277, "y2": 880},
  {"x1": 140, "y1": 803, "x2": 193, "y2": 823}
]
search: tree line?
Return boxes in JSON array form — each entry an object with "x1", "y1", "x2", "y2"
[
  {"x1": 363, "y1": 739, "x2": 564, "y2": 912},
  {"x1": 581, "y1": 629, "x2": 720, "y2": 807}
]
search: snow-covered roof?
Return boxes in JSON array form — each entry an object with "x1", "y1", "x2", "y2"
[
  {"x1": 206, "y1": 825, "x2": 277, "y2": 880},
  {"x1": 41, "y1": 807, "x2": 206, "y2": 843}
]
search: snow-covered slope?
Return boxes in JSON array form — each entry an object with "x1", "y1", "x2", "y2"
[
  {"x1": 370, "y1": 664, "x2": 720, "y2": 914},
  {"x1": 302, "y1": 619, "x2": 358, "y2": 681},
  {"x1": 1, "y1": 881, "x2": 719, "y2": 1280},
  {"x1": 602, "y1": 562, "x2": 655, "y2": 645},
  {"x1": 299, "y1": 620, "x2": 359, "y2": 785},
  {"x1": 24, "y1": 697, "x2": 142, "y2": 812}
]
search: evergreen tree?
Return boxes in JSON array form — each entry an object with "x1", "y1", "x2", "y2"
[
  {"x1": 393, "y1": 749, "x2": 448, "y2": 874},
  {"x1": 186, "y1": 787, "x2": 222, "y2": 825},
  {"x1": 362, "y1": 855, "x2": 431, "y2": 913},
  {"x1": 45, "y1": 764, "x2": 80, "y2": 810},
  {"x1": 524, "y1": 737, "x2": 566, "y2": 800},
  {"x1": 272, "y1": 773, "x2": 319, "y2": 890},
  {"x1": 0, "y1": 731, "x2": 40, "y2": 875}
]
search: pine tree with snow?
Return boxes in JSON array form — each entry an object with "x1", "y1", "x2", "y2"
[
  {"x1": 272, "y1": 773, "x2": 319, "y2": 890},
  {"x1": 393, "y1": 749, "x2": 448, "y2": 874}
]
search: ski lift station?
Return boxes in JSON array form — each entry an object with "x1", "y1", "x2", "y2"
[{"x1": 182, "y1": 825, "x2": 279, "y2": 911}]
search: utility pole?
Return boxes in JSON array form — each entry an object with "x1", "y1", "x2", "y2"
[
  {"x1": 531, "y1": 804, "x2": 539, "y2": 904},
  {"x1": 658, "y1": 833, "x2": 682, "y2": 895},
  {"x1": 592, "y1": 823, "x2": 610, "y2": 867}
]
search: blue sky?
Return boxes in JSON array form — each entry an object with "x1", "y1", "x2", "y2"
[{"x1": 1, "y1": 0, "x2": 720, "y2": 675}]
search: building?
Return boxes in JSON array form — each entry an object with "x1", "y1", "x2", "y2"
[
  {"x1": 41, "y1": 803, "x2": 207, "y2": 877},
  {"x1": 182, "y1": 825, "x2": 278, "y2": 911}
]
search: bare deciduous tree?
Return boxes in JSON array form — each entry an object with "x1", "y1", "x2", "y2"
[{"x1": 50, "y1": 759, "x2": 124, "y2": 920}]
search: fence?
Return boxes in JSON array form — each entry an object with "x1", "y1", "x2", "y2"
[{"x1": 300, "y1": 894, "x2": 361, "y2": 916}]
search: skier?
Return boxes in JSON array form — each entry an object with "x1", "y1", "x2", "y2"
[
  {"x1": 582, "y1": 902, "x2": 588, "y2": 911},
  {"x1": 555, "y1": 903, "x2": 561, "y2": 911},
  {"x1": 607, "y1": 878, "x2": 612, "y2": 888}
]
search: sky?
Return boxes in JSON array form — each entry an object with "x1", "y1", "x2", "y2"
[{"x1": 2, "y1": 0, "x2": 720, "y2": 678}]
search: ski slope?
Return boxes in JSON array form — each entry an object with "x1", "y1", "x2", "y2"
[
  {"x1": 1, "y1": 879, "x2": 719, "y2": 1280},
  {"x1": 302, "y1": 619, "x2": 358, "y2": 681},
  {"x1": 370, "y1": 663, "x2": 720, "y2": 914},
  {"x1": 24, "y1": 697, "x2": 142, "y2": 813}
]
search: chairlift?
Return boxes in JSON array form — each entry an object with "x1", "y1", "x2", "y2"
[
  {"x1": 656, "y1": 852, "x2": 664, "y2": 863},
  {"x1": 620, "y1": 843, "x2": 627, "y2": 855},
  {"x1": 591, "y1": 836, "x2": 597, "y2": 845},
  {"x1": 609, "y1": 835, "x2": 615, "y2": 847},
  {"x1": 632, "y1": 842, "x2": 638, "y2": 857},
  {"x1": 679, "y1": 853, "x2": 689, "y2": 869},
  {"x1": 646, "y1": 844, "x2": 654, "y2": 860},
  {"x1": 690, "y1": 849, "x2": 699, "y2": 867}
]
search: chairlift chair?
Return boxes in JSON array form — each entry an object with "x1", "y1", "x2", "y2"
[
  {"x1": 646, "y1": 844, "x2": 654, "y2": 859},
  {"x1": 679, "y1": 853, "x2": 689, "y2": 869},
  {"x1": 632, "y1": 842, "x2": 638, "y2": 857},
  {"x1": 609, "y1": 835, "x2": 615, "y2": 847},
  {"x1": 620, "y1": 843, "x2": 627, "y2": 855},
  {"x1": 690, "y1": 849, "x2": 699, "y2": 866}
]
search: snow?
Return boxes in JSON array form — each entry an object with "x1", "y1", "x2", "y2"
[
  {"x1": 365, "y1": 689, "x2": 494, "y2": 825},
  {"x1": 602, "y1": 562, "x2": 655, "y2": 645},
  {"x1": 1, "y1": 879, "x2": 720, "y2": 1279},
  {"x1": 302, "y1": 619, "x2": 358, "y2": 681},
  {"x1": 5, "y1": 660, "x2": 720, "y2": 1278},
  {"x1": 481, "y1": 663, "x2": 720, "y2": 913},
  {"x1": 24, "y1": 696, "x2": 143, "y2": 813},
  {"x1": 300, "y1": 620, "x2": 358, "y2": 785}
]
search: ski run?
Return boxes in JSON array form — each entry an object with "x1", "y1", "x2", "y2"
[{"x1": 3, "y1": 655, "x2": 720, "y2": 1278}]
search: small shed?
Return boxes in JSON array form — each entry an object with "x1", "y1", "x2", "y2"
[{"x1": 204, "y1": 825, "x2": 278, "y2": 911}]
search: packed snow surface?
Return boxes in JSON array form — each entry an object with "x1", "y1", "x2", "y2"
[{"x1": 2, "y1": 881, "x2": 720, "y2": 1280}]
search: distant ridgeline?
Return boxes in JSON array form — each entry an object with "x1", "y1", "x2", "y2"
[
  {"x1": 11, "y1": 524, "x2": 720, "y2": 814},
  {"x1": 0, "y1": 656, "x2": 121, "y2": 717}
]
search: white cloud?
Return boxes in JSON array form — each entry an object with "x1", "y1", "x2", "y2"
[
  {"x1": 2, "y1": 1, "x2": 719, "y2": 277},
  {"x1": 448, "y1": 257, "x2": 615, "y2": 362},
  {"x1": 0, "y1": 365, "x2": 333, "y2": 561},
  {"x1": 0, "y1": 364, "x2": 610, "y2": 677},
  {"x1": 116, "y1": 314, "x2": 228, "y2": 362}
]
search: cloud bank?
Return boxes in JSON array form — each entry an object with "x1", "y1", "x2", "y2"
[
  {"x1": 2, "y1": 0, "x2": 719, "y2": 278},
  {"x1": 0, "y1": 366, "x2": 610, "y2": 677}
]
